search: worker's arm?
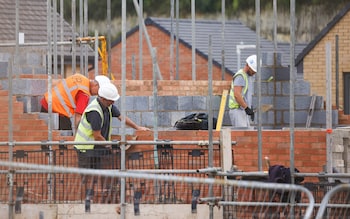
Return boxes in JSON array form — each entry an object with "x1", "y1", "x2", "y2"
[
  {"x1": 92, "y1": 130, "x2": 112, "y2": 149},
  {"x1": 118, "y1": 115, "x2": 150, "y2": 131},
  {"x1": 74, "y1": 91, "x2": 90, "y2": 132},
  {"x1": 74, "y1": 113, "x2": 82, "y2": 132},
  {"x1": 233, "y1": 86, "x2": 248, "y2": 109}
]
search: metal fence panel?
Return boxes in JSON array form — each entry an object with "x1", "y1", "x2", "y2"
[{"x1": 316, "y1": 183, "x2": 350, "y2": 219}]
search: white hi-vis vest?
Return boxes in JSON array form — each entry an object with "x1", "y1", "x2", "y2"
[
  {"x1": 74, "y1": 99, "x2": 112, "y2": 151},
  {"x1": 229, "y1": 69, "x2": 248, "y2": 109}
]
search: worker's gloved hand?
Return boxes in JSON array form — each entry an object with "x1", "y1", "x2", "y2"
[{"x1": 245, "y1": 107, "x2": 255, "y2": 121}]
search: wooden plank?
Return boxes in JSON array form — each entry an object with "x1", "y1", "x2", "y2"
[{"x1": 216, "y1": 90, "x2": 228, "y2": 131}]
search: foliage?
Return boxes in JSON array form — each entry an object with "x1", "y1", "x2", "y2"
[{"x1": 60, "y1": 0, "x2": 349, "y2": 21}]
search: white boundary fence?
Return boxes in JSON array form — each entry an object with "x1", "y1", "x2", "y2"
[
  {"x1": 316, "y1": 183, "x2": 350, "y2": 219},
  {"x1": 0, "y1": 160, "x2": 315, "y2": 219}
]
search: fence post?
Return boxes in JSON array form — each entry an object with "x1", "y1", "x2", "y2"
[{"x1": 220, "y1": 128, "x2": 233, "y2": 218}]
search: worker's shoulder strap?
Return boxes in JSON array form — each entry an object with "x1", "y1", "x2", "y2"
[{"x1": 232, "y1": 70, "x2": 248, "y2": 95}]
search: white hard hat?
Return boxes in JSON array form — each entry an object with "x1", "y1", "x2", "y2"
[
  {"x1": 98, "y1": 83, "x2": 120, "y2": 101},
  {"x1": 95, "y1": 75, "x2": 110, "y2": 86},
  {"x1": 246, "y1": 55, "x2": 257, "y2": 73}
]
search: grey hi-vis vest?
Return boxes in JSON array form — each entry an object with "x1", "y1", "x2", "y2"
[{"x1": 229, "y1": 69, "x2": 248, "y2": 109}]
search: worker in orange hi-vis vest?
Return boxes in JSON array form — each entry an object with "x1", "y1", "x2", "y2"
[{"x1": 40, "y1": 73, "x2": 111, "y2": 132}]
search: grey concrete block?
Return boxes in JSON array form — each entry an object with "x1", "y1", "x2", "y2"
[
  {"x1": 312, "y1": 110, "x2": 338, "y2": 128},
  {"x1": 332, "y1": 144, "x2": 344, "y2": 153},
  {"x1": 34, "y1": 67, "x2": 47, "y2": 74},
  {"x1": 0, "y1": 62, "x2": 8, "y2": 78},
  {"x1": 295, "y1": 80, "x2": 311, "y2": 95},
  {"x1": 262, "y1": 52, "x2": 282, "y2": 66},
  {"x1": 38, "y1": 112, "x2": 58, "y2": 130},
  {"x1": 283, "y1": 111, "x2": 308, "y2": 125},
  {"x1": 26, "y1": 53, "x2": 42, "y2": 66},
  {"x1": 256, "y1": 82, "x2": 269, "y2": 95},
  {"x1": 275, "y1": 67, "x2": 290, "y2": 81},
  {"x1": 211, "y1": 96, "x2": 221, "y2": 111},
  {"x1": 281, "y1": 80, "x2": 310, "y2": 96},
  {"x1": 294, "y1": 95, "x2": 323, "y2": 111},
  {"x1": 295, "y1": 96, "x2": 313, "y2": 110},
  {"x1": 281, "y1": 81, "x2": 290, "y2": 95},
  {"x1": 275, "y1": 96, "x2": 290, "y2": 110},
  {"x1": 157, "y1": 112, "x2": 171, "y2": 127},
  {"x1": 178, "y1": 96, "x2": 193, "y2": 110},
  {"x1": 260, "y1": 67, "x2": 274, "y2": 81},
  {"x1": 142, "y1": 112, "x2": 155, "y2": 127},
  {"x1": 0, "y1": 53, "x2": 11, "y2": 61},
  {"x1": 17, "y1": 96, "x2": 41, "y2": 113},
  {"x1": 157, "y1": 96, "x2": 178, "y2": 111},
  {"x1": 252, "y1": 96, "x2": 274, "y2": 109},
  {"x1": 12, "y1": 65, "x2": 22, "y2": 75},
  {"x1": 30, "y1": 80, "x2": 47, "y2": 95},
  {"x1": 267, "y1": 83, "x2": 276, "y2": 95},
  {"x1": 261, "y1": 111, "x2": 275, "y2": 124},
  {"x1": 22, "y1": 67, "x2": 33, "y2": 74},
  {"x1": 17, "y1": 53, "x2": 26, "y2": 65},
  {"x1": 126, "y1": 112, "x2": 142, "y2": 126},
  {"x1": 275, "y1": 82, "x2": 282, "y2": 95},
  {"x1": 275, "y1": 111, "x2": 283, "y2": 125},
  {"x1": 4, "y1": 79, "x2": 47, "y2": 95},
  {"x1": 332, "y1": 153, "x2": 343, "y2": 160},
  {"x1": 2, "y1": 79, "x2": 28, "y2": 94},
  {"x1": 124, "y1": 96, "x2": 135, "y2": 111},
  {"x1": 134, "y1": 96, "x2": 149, "y2": 111},
  {"x1": 333, "y1": 159, "x2": 344, "y2": 167},
  {"x1": 192, "y1": 96, "x2": 207, "y2": 110}
]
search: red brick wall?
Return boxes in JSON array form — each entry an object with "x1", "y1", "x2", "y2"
[
  {"x1": 135, "y1": 129, "x2": 327, "y2": 174},
  {"x1": 0, "y1": 89, "x2": 64, "y2": 151}
]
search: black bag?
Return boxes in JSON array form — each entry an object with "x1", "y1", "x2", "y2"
[
  {"x1": 174, "y1": 113, "x2": 217, "y2": 130},
  {"x1": 268, "y1": 165, "x2": 304, "y2": 202},
  {"x1": 268, "y1": 165, "x2": 304, "y2": 184}
]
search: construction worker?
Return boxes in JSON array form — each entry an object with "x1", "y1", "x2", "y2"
[
  {"x1": 228, "y1": 54, "x2": 257, "y2": 128},
  {"x1": 40, "y1": 73, "x2": 111, "y2": 131},
  {"x1": 74, "y1": 82, "x2": 149, "y2": 168}
]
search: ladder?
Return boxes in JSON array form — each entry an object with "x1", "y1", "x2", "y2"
[{"x1": 306, "y1": 95, "x2": 316, "y2": 128}]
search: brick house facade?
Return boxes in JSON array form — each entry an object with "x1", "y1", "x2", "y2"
[{"x1": 297, "y1": 3, "x2": 350, "y2": 115}]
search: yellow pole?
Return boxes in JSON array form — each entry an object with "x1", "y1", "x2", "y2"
[{"x1": 215, "y1": 89, "x2": 228, "y2": 131}]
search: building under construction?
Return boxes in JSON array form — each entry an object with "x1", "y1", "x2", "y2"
[{"x1": 0, "y1": 0, "x2": 350, "y2": 218}]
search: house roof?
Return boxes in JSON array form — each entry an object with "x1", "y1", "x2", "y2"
[
  {"x1": 0, "y1": 0, "x2": 91, "y2": 56},
  {"x1": 295, "y1": 3, "x2": 350, "y2": 65},
  {"x1": 112, "y1": 17, "x2": 307, "y2": 75}
]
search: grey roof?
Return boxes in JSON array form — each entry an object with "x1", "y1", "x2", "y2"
[
  {"x1": 296, "y1": 3, "x2": 350, "y2": 65},
  {"x1": 0, "y1": 0, "x2": 91, "y2": 56},
  {"x1": 148, "y1": 17, "x2": 308, "y2": 75},
  {"x1": 113, "y1": 17, "x2": 307, "y2": 75}
]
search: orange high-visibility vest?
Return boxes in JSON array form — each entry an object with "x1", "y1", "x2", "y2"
[{"x1": 44, "y1": 74, "x2": 90, "y2": 117}]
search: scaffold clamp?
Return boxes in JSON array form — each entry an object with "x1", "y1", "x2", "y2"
[
  {"x1": 85, "y1": 189, "x2": 94, "y2": 212},
  {"x1": 134, "y1": 191, "x2": 142, "y2": 215},
  {"x1": 15, "y1": 187, "x2": 24, "y2": 214},
  {"x1": 191, "y1": 189, "x2": 200, "y2": 213}
]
